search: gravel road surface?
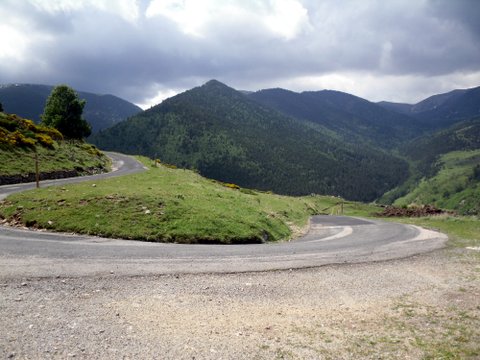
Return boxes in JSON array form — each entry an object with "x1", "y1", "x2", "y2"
[
  {"x1": 1, "y1": 250, "x2": 479, "y2": 359},
  {"x1": 2, "y1": 152, "x2": 474, "y2": 359}
]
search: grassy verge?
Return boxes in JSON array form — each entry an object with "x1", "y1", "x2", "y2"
[
  {"x1": 0, "y1": 141, "x2": 110, "y2": 177},
  {"x1": 380, "y1": 215, "x2": 480, "y2": 249},
  {"x1": 0, "y1": 157, "x2": 342, "y2": 244},
  {"x1": 1, "y1": 154, "x2": 478, "y2": 246}
]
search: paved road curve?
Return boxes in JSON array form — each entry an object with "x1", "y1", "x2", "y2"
[
  {"x1": 0, "y1": 154, "x2": 447, "y2": 278},
  {"x1": 0, "y1": 152, "x2": 146, "y2": 201}
]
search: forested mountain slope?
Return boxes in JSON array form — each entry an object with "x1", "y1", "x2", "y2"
[
  {"x1": 403, "y1": 117, "x2": 480, "y2": 175},
  {"x1": 249, "y1": 88, "x2": 423, "y2": 149},
  {"x1": 0, "y1": 84, "x2": 141, "y2": 133},
  {"x1": 393, "y1": 150, "x2": 480, "y2": 215},
  {"x1": 91, "y1": 80, "x2": 409, "y2": 201},
  {"x1": 380, "y1": 117, "x2": 480, "y2": 214}
]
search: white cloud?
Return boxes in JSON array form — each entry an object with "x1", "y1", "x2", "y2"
[
  {"x1": 146, "y1": 0, "x2": 311, "y2": 39},
  {"x1": 0, "y1": 0, "x2": 478, "y2": 105},
  {"x1": 146, "y1": 0, "x2": 208, "y2": 36},
  {"x1": 137, "y1": 88, "x2": 181, "y2": 109},
  {"x1": 0, "y1": 24, "x2": 29, "y2": 61},
  {"x1": 265, "y1": 0, "x2": 312, "y2": 40},
  {"x1": 29, "y1": 0, "x2": 139, "y2": 23}
]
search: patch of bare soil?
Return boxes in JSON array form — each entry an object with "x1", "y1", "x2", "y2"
[
  {"x1": 1, "y1": 249, "x2": 479, "y2": 359},
  {"x1": 376, "y1": 205, "x2": 451, "y2": 217}
]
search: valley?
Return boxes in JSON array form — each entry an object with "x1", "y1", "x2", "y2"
[
  {"x1": 1, "y1": 81, "x2": 479, "y2": 359},
  {"x1": 2, "y1": 2, "x2": 479, "y2": 358}
]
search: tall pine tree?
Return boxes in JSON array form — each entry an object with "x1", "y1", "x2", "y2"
[{"x1": 41, "y1": 85, "x2": 91, "y2": 139}]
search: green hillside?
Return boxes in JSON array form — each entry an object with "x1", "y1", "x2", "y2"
[
  {"x1": 0, "y1": 84, "x2": 141, "y2": 133},
  {"x1": 0, "y1": 156, "x2": 372, "y2": 244},
  {"x1": 380, "y1": 117, "x2": 480, "y2": 214},
  {"x1": 0, "y1": 112, "x2": 109, "y2": 183},
  {"x1": 403, "y1": 117, "x2": 480, "y2": 172},
  {"x1": 393, "y1": 150, "x2": 480, "y2": 215},
  {"x1": 91, "y1": 80, "x2": 409, "y2": 201}
]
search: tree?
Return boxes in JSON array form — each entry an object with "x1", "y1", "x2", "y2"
[
  {"x1": 41, "y1": 85, "x2": 91, "y2": 139},
  {"x1": 0, "y1": 101, "x2": 3, "y2": 112}
]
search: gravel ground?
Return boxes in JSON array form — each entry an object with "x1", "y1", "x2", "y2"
[{"x1": 1, "y1": 249, "x2": 479, "y2": 359}]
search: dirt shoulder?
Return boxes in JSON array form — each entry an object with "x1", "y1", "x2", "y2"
[{"x1": 1, "y1": 248, "x2": 479, "y2": 359}]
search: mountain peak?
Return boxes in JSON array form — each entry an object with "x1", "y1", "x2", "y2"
[{"x1": 203, "y1": 79, "x2": 230, "y2": 89}]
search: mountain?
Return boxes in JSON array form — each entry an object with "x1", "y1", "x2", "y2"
[
  {"x1": 248, "y1": 88, "x2": 423, "y2": 149},
  {"x1": 376, "y1": 101, "x2": 413, "y2": 115},
  {"x1": 380, "y1": 117, "x2": 480, "y2": 213},
  {"x1": 403, "y1": 116, "x2": 480, "y2": 173},
  {"x1": 392, "y1": 149, "x2": 480, "y2": 215},
  {"x1": 91, "y1": 80, "x2": 409, "y2": 201},
  {"x1": 0, "y1": 84, "x2": 142, "y2": 133},
  {"x1": 377, "y1": 86, "x2": 480, "y2": 130},
  {"x1": 410, "y1": 89, "x2": 468, "y2": 114}
]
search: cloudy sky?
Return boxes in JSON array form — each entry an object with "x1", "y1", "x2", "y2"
[{"x1": 1, "y1": 0, "x2": 479, "y2": 108}]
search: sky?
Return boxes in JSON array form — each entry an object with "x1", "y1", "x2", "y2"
[{"x1": 0, "y1": 0, "x2": 479, "y2": 109}]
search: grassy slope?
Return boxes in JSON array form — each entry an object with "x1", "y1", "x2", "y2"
[
  {"x1": 0, "y1": 157, "x2": 347, "y2": 244},
  {"x1": 91, "y1": 80, "x2": 409, "y2": 202},
  {"x1": 0, "y1": 156, "x2": 478, "y2": 247},
  {"x1": 0, "y1": 142, "x2": 110, "y2": 176},
  {"x1": 393, "y1": 150, "x2": 480, "y2": 215},
  {"x1": 0, "y1": 111, "x2": 110, "y2": 177}
]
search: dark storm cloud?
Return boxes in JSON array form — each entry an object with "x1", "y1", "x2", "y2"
[{"x1": 0, "y1": 0, "x2": 479, "y2": 106}]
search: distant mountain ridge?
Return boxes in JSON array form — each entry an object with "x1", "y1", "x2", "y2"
[
  {"x1": 378, "y1": 86, "x2": 480, "y2": 130},
  {"x1": 91, "y1": 80, "x2": 409, "y2": 201},
  {"x1": 0, "y1": 84, "x2": 142, "y2": 133},
  {"x1": 249, "y1": 88, "x2": 423, "y2": 148}
]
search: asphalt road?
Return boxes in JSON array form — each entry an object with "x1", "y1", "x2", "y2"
[
  {"x1": 0, "y1": 153, "x2": 448, "y2": 278},
  {"x1": 0, "y1": 152, "x2": 146, "y2": 201}
]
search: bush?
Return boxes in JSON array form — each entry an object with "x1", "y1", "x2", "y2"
[
  {"x1": 11, "y1": 131, "x2": 36, "y2": 148},
  {"x1": 35, "y1": 133, "x2": 55, "y2": 148},
  {"x1": 36, "y1": 125, "x2": 63, "y2": 141},
  {"x1": 0, "y1": 117, "x2": 18, "y2": 132},
  {"x1": 223, "y1": 182, "x2": 240, "y2": 190}
]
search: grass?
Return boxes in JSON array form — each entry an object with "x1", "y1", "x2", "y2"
[
  {"x1": 394, "y1": 150, "x2": 480, "y2": 215},
  {"x1": 383, "y1": 215, "x2": 480, "y2": 249},
  {"x1": 385, "y1": 299, "x2": 480, "y2": 359},
  {"x1": 0, "y1": 141, "x2": 110, "y2": 176},
  {"x1": 0, "y1": 153, "x2": 478, "y2": 246},
  {"x1": 0, "y1": 157, "x2": 344, "y2": 244}
]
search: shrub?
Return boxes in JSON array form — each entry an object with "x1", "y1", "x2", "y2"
[
  {"x1": 0, "y1": 117, "x2": 18, "y2": 132},
  {"x1": 36, "y1": 125, "x2": 63, "y2": 141},
  {"x1": 11, "y1": 131, "x2": 36, "y2": 148},
  {"x1": 35, "y1": 133, "x2": 55, "y2": 148},
  {"x1": 23, "y1": 119, "x2": 37, "y2": 131},
  {"x1": 223, "y1": 182, "x2": 240, "y2": 190}
]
